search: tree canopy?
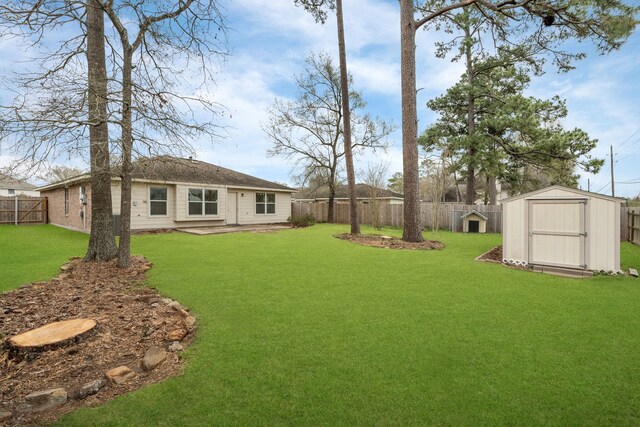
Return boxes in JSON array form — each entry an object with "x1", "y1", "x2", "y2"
[{"x1": 423, "y1": 54, "x2": 603, "y2": 203}]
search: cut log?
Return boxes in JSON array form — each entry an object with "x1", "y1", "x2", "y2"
[{"x1": 6, "y1": 319, "x2": 96, "y2": 357}]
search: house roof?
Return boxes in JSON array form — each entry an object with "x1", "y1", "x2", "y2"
[
  {"x1": 38, "y1": 157, "x2": 295, "y2": 192},
  {"x1": 0, "y1": 174, "x2": 37, "y2": 191},
  {"x1": 460, "y1": 209, "x2": 488, "y2": 221},
  {"x1": 499, "y1": 185, "x2": 625, "y2": 204},
  {"x1": 129, "y1": 157, "x2": 294, "y2": 191},
  {"x1": 293, "y1": 183, "x2": 403, "y2": 200}
]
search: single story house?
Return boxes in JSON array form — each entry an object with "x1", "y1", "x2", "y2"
[
  {"x1": 0, "y1": 174, "x2": 40, "y2": 197},
  {"x1": 293, "y1": 183, "x2": 404, "y2": 205},
  {"x1": 38, "y1": 156, "x2": 295, "y2": 233}
]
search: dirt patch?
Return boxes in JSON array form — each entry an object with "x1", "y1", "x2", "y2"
[
  {"x1": 0, "y1": 257, "x2": 194, "y2": 425},
  {"x1": 132, "y1": 228, "x2": 176, "y2": 235},
  {"x1": 477, "y1": 245, "x2": 503, "y2": 263},
  {"x1": 335, "y1": 233, "x2": 444, "y2": 250}
]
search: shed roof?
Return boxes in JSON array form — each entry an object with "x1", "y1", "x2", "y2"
[
  {"x1": 499, "y1": 185, "x2": 625, "y2": 204},
  {"x1": 460, "y1": 209, "x2": 488, "y2": 221}
]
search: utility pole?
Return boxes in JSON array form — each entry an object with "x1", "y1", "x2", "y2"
[
  {"x1": 587, "y1": 178, "x2": 590, "y2": 192},
  {"x1": 610, "y1": 145, "x2": 615, "y2": 197}
]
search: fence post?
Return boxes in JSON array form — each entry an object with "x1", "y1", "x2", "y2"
[{"x1": 14, "y1": 195, "x2": 18, "y2": 226}]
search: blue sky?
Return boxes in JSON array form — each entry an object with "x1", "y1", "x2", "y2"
[
  {"x1": 1, "y1": 0, "x2": 639, "y2": 197},
  {"x1": 200, "y1": 0, "x2": 640, "y2": 198}
]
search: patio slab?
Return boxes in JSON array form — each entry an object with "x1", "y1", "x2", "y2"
[{"x1": 178, "y1": 224, "x2": 291, "y2": 235}]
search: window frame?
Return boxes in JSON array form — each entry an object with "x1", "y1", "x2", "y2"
[
  {"x1": 187, "y1": 187, "x2": 218, "y2": 217},
  {"x1": 255, "y1": 192, "x2": 276, "y2": 215},
  {"x1": 8, "y1": 188, "x2": 15, "y2": 195},
  {"x1": 149, "y1": 186, "x2": 168, "y2": 217},
  {"x1": 79, "y1": 186, "x2": 86, "y2": 205},
  {"x1": 64, "y1": 187, "x2": 69, "y2": 215}
]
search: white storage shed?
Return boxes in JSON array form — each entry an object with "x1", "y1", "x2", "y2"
[{"x1": 501, "y1": 186, "x2": 624, "y2": 272}]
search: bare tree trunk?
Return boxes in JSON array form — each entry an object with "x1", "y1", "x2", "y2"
[
  {"x1": 400, "y1": 0, "x2": 423, "y2": 242},
  {"x1": 336, "y1": 0, "x2": 359, "y2": 235},
  {"x1": 465, "y1": 160, "x2": 476, "y2": 205},
  {"x1": 117, "y1": 47, "x2": 133, "y2": 268},
  {"x1": 463, "y1": 19, "x2": 477, "y2": 206},
  {"x1": 84, "y1": 0, "x2": 117, "y2": 262},
  {"x1": 488, "y1": 175, "x2": 497, "y2": 205},
  {"x1": 453, "y1": 170, "x2": 462, "y2": 202},
  {"x1": 328, "y1": 187, "x2": 335, "y2": 223},
  {"x1": 370, "y1": 189, "x2": 380, "y2": 229}
]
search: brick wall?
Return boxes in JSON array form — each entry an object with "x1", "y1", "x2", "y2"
[{"x1": 44, "y1": 184, "x2": 91, "y2": 232}]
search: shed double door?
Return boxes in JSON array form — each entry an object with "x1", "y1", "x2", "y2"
[{"x1": 528, "y1": 200, "x2": 587, "y2": 269}]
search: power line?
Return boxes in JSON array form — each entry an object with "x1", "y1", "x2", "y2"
[
  {"x1": 618, "y1": 127, "x2": 640, "y2": 150},
  {"x1": 619, "y1": 136, "x2": 640, "y2": 153},
  {"x1": 617, "y1": 143, "x2": 640, "y2": 162},
  {"x1": 594, "y1": 182, "x2": 610, "y2": 194}
]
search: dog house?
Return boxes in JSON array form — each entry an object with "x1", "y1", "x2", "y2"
[
  {"x1": 501, "y1": 185, "x2": 624, "y2": 272},
  {"x1": 461, "y1": 210, "x2": 487, "y2": 233}
]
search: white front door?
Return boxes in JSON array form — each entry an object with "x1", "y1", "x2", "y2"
[{"x1": 226, "y1": 192, "x2": 238, "y2": 225}]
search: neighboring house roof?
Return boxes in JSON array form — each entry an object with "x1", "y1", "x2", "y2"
[
  {"x1": 460, "y1": 209, "x2": 488, "y2": 221},
  {"x1": 38, "y1": 157, "x2": 295, "y2": 192},
  {"x1": 500, "y1": 185, "x2": 625, "y2": 204},
  {"x1": 0, "y1": 174, "x2": 37, "y2": 191},
  {"x1": 293, "y1": 183, "x2": 403, "y2": 200}
]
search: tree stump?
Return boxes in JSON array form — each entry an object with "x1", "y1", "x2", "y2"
[{"x1": 5, "y1": 319, "x2": 97, "y2": 359}]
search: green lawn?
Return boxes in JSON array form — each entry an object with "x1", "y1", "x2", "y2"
[{"x1": 2, "y1": 224, "x2": 640, "y2": 425}]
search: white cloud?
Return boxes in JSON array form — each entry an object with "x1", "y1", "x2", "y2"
[{"x1": 349, "y1": 56, "x2": 400, "y2": 96}]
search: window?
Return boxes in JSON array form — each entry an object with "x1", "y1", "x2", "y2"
[
  {"x1": 149, "y1": 187, "x2": 167, "y2": 216},
  {"x1": 79, "y1": 186, "x2": 86, "y2": 204},
  {"x1": 188, "y1": 188, "x2": 217, "y2": 216},
  {"x1": 64, "y1": 187, "x2": 69, "y2": 215},
  {"x1": 8, "y1": 189, "x2": 15, "y2": 195},
  {"x1": 256, "y1": 192, "x2": 276, "y2": 214}
]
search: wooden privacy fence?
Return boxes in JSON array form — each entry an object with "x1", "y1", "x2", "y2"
[
  {"x1": 291, "y1": 201, "x2": 502, "y2": 232},
  {"x1": 625, "y1": 207, "x2": 640, "y2": 245},
  {"x1": 0, "y1": 196, "x2": 48, "y2": 225},
  {"x1": 409, "y1": 202, "x2": 503, "y2": 232},
  {"x1": 294, "y1": 201, "x2": 636, "y2": 240}
]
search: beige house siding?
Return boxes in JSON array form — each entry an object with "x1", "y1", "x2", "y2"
[
  {"x1": 44, "y1": 180, "x2": 292, "y2": 232},
  {"x1": 174, "y1": 184, "x2": 226, "y2": 223},
  {"x1": 0, "y1": 188, "x2": 40, "y2": 197},
  {"x1": 120, "y1": 182, "x2": 227, "y2": 230},
  {"x1": 232, "y1": 188, "x2": 291, "y2": 225},
  {"x1": 501, "y1": 186, "x2": 622, "y2": 272}
]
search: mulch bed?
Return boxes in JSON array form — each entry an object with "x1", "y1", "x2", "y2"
[
  {"x1": 0, "y1": 257, "x2": 195, "y2": 425},
  {"x1": 335, "y1": 233, "x2": 444, "y2": 250},
  {"x1": 476, "y1": 245, "x2": 503, "y2": 263}
]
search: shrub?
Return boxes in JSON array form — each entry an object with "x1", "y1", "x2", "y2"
[{"x1": 288, "y1": 213, "x2": 316, "y2": 228}]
